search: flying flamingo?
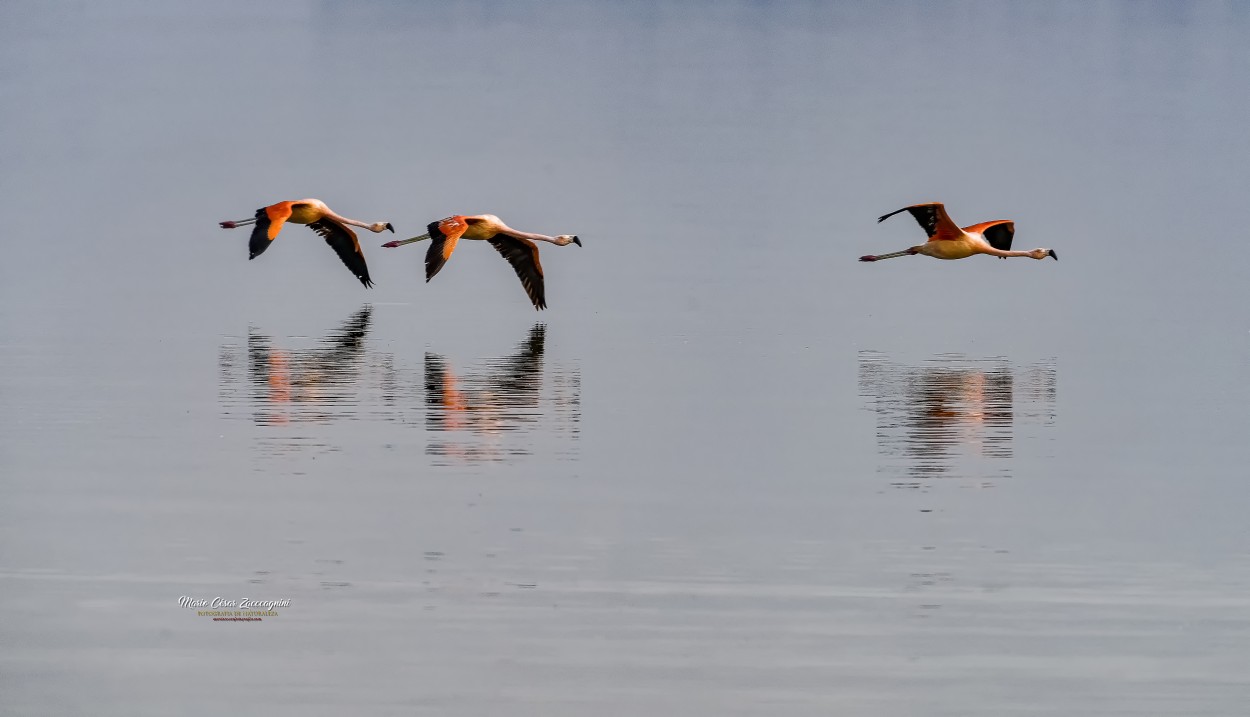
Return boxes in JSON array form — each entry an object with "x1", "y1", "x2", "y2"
[
  {"x1": 220, "y1": 199, "x2": 394, "y2": 287},
  {"x1": 860, "y1": 202, "x2": 1057, "y2": 263},
  {"x1": 382, "y1": 214, "x2": 581, "y2": 310}
]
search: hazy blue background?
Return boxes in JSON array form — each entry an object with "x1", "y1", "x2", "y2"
[{"x1": 2, "y1": 1, "x2": 1248, "y2": 714}]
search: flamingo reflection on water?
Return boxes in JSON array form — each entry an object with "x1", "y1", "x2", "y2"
[
  {"x1": 234, "y1": 306, "x2": 374, "y2": 426},
  {"x1": 424, "y1": 324, "x2": 580, "y2": 463},
  {"x1": 858, "y1": 352, "x2": 1057, "y2": 484},
  {"x1": 220, "y1": 199, "x2": 394, "y2": 287},
  {"x1": 383, "y1": 215, "x2": 581, "y2": 310},
  {"x1": 426, "y1": 324, "x2": 546, "y2": 437},
  {"x1": 860, "y1": 202, "x2": 1057, "y2": 263}
]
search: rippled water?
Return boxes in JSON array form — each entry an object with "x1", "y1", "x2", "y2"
[
  {"x1": 219, "y1": 309, "x2": 580, "y2": 467},
  {"x1": 3, "y1": 1, "x2": 1250, "y2": 715},
  {"x1": 859, "y1": 352, "x2": 1057, "y2": 485}
]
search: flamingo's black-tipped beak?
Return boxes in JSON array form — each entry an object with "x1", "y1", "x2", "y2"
[
  {"x1": 1048, "y1": 249, "x2": 1058, "y2": 261},
  {"x1": 572, "y1": 236, "x2": 582, "y2": 247},
  {"x1": 385, "y1": 223, "x2": 394, "y2": 233},
  {"x1": 220, "y1": 221, "x2": 237, "y2": 229}
]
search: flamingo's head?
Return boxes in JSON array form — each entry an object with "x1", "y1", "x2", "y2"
[
  {"x1": 368, "y1": 222, "x2": 395, "y2": 233},
  {"x1": 1029, "y1": 248, "x2": 1058, "y2": 260},
  {"x1": 555, "y1": 235, "x2": 581, "y2": 247}
]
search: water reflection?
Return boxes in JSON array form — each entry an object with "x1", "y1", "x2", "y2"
[
  {"x1": 220, "y1": 306, "x2": 373, "y2": 427},
  {"x1": 858, "y1": 352, "x2": 1056, "y2": 487},
  {"x1": 217, "y1": 307, "x2": 380, "y2": 467},
  {"x1": 423, "y1": 324, "x2": 581, "y2": 465},
  {"x1": 219, "y1": 311, "x2": 579, "y2": 468}
]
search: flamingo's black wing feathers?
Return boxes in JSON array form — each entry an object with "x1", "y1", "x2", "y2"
[
  {"x1": 878, "y1": 202, "x2": 961, "y2": 241},
  {"x1": 487, "y1": 236, "x2": 547, "y2": 310},
  {"x1": 425, "y1": 217, "x2": 468, "y2": 281},
  {"x1": 249, "y1": 203, "x2": 294, "y2": 259},
  {"x1": 247, "y1": 209, "x2": 274, "y2": 259},
  {"x1": 307, "y1": 218, "x2": 374, "y2": 288},
  {"x1": 980, "y1": 221, "x2": 1015, "y2": 252}
]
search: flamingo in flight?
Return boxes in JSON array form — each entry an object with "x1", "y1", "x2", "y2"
[
  {"x1": 860, "y1": 202, "x2": 1056, "y2": 263},
  {"x1": 220, "y1": 199, "x2": 394, "y2": 287},
  {"x1": 382, "y1": 215, "x2": 581, "y2": 310}
]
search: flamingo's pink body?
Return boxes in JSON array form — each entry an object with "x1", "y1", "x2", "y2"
[
  {"x1": 860, "y1": 202, "x2": 1056, "y2": 263},
  {"x1": 382, "y1": 214, "x2": 581, "y2": 310}
]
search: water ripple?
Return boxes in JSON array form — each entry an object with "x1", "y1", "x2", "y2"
[
  {"x1": 422, "y1": 324, "x2": 581, "y2": 465},
  {"x1": 859, "y1": 351, "x2": 1056, "y2": 487},
  {"x1": 218, "y1": 308, "x2": 579, "y2": 467}
]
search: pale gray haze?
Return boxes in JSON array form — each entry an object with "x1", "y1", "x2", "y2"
[{"x1": 2, "y1": 1, "x2": 1249, "y2": 715}]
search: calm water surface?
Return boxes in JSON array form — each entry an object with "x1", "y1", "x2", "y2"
[{"x1": 2, "y1": 1, "x2": 1249, "y2": 715}]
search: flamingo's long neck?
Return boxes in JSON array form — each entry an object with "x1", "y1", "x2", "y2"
[
  {"x1": 497, "y1": 226, "x2": 557, "y2": 244},
  {"x1": 325, "y1": 211, "x2": 369, "y2": 230},
  {"x1": 982, "y1": 247, "x2": 1031, "y2": 258}
]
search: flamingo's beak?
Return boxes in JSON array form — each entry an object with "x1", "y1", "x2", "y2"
[
  {"x1": 572, "y1": 236, "x2": 582, "y2": 247},
  {"x1": 1048, "y1": 249, "x2": 1058, "y2": 260},
  {"x1": 385, "y1": 223, "x2": 394, "y2": 233}
]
